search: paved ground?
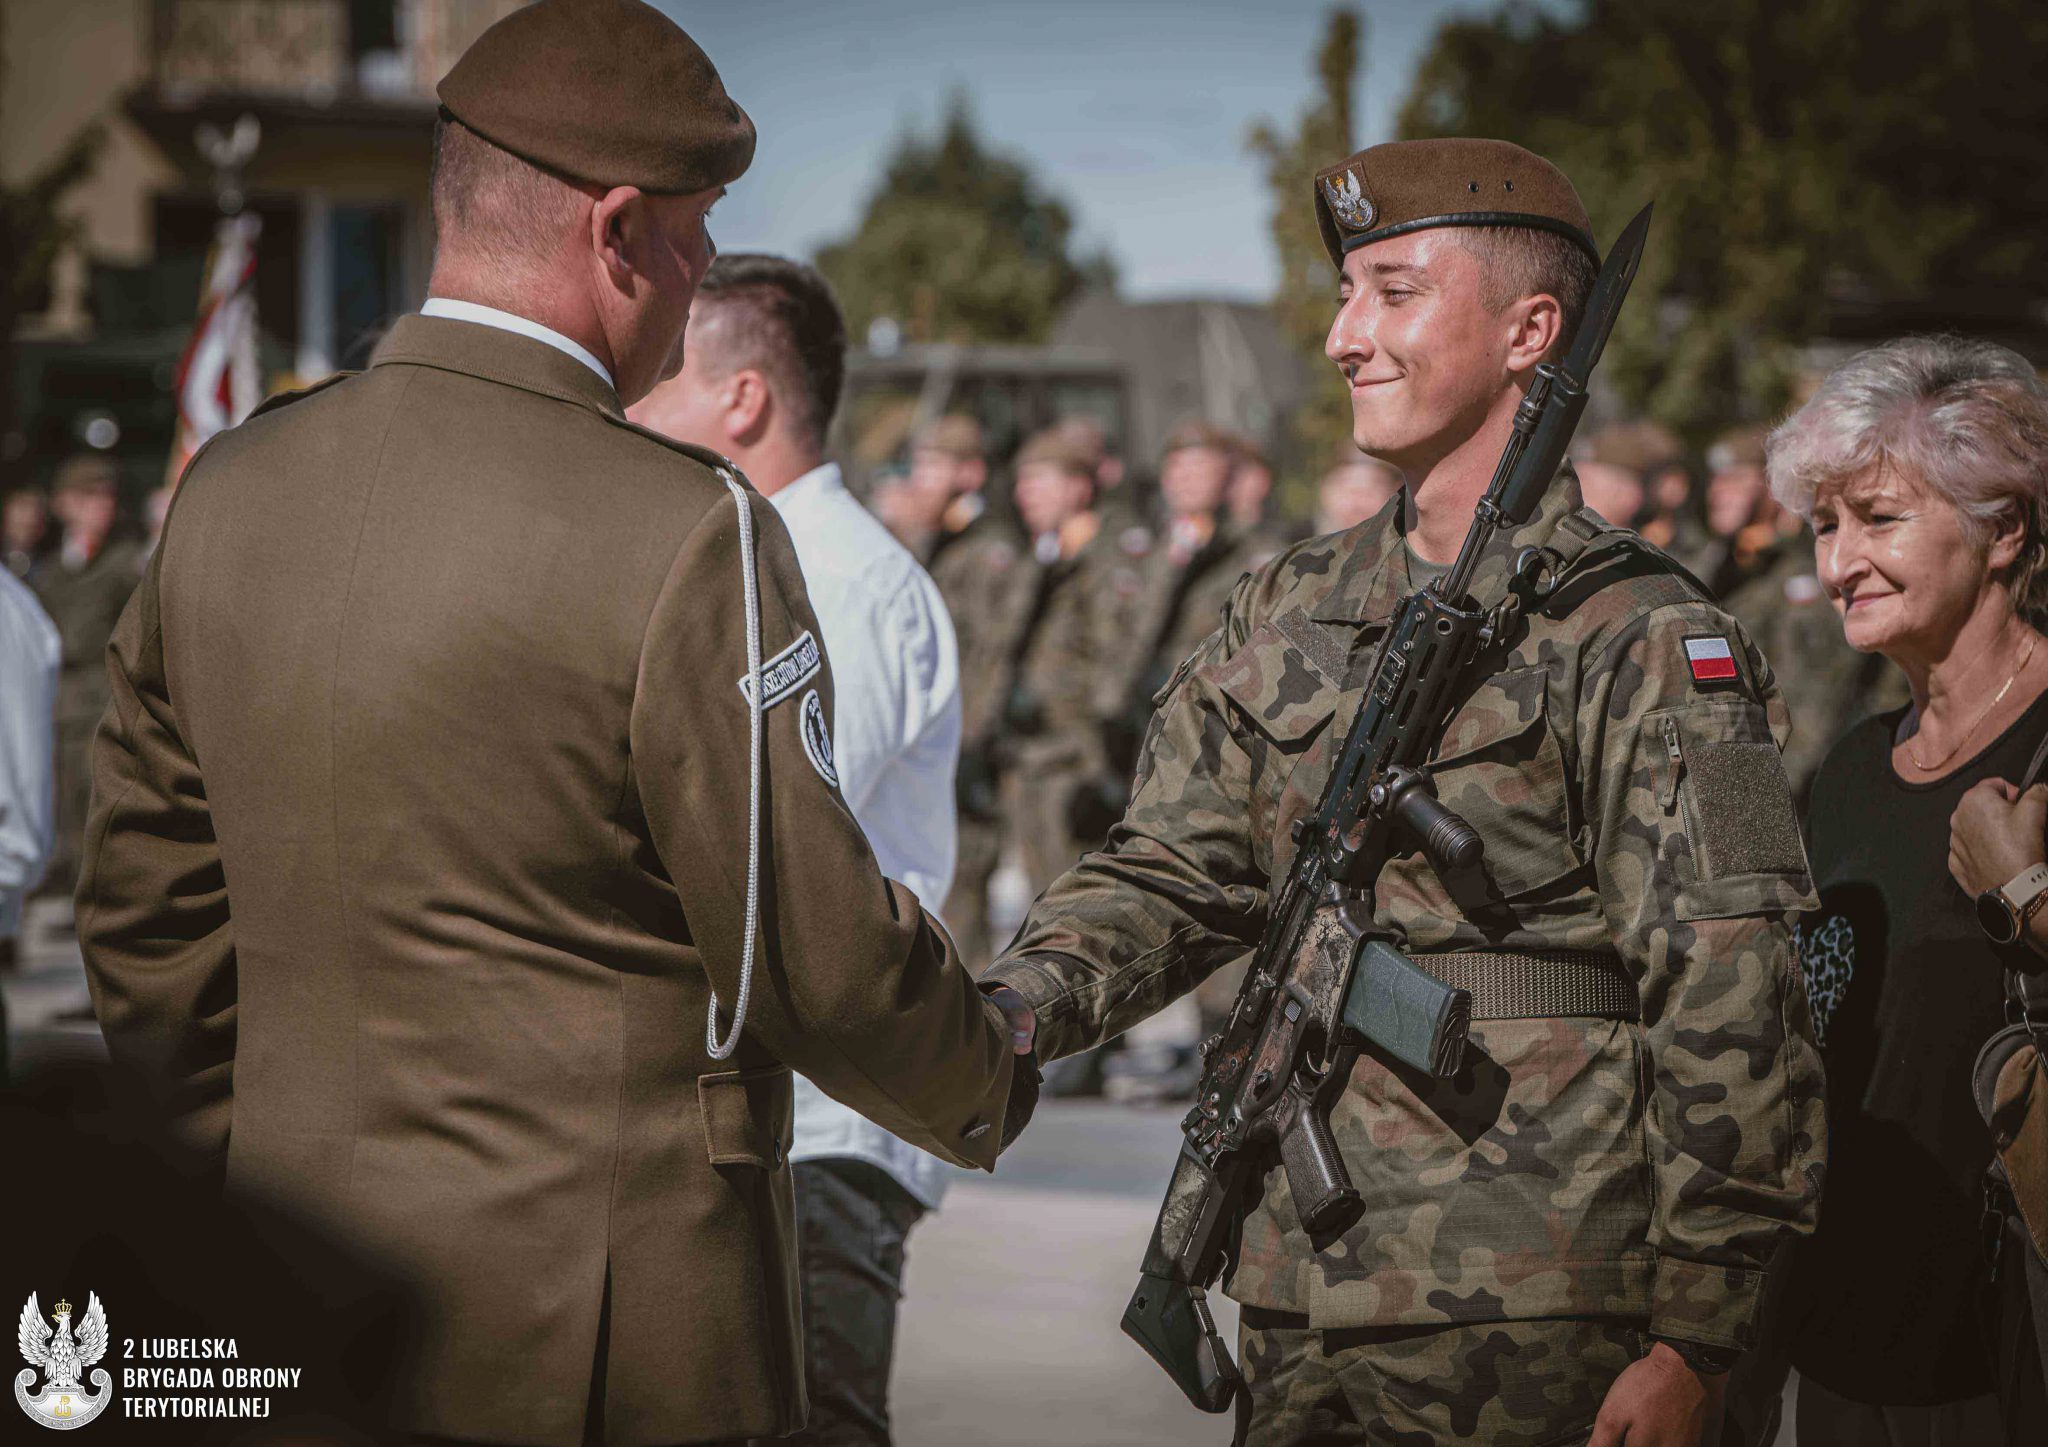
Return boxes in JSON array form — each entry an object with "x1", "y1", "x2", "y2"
[
  {"x1": 6, "y1": 897, "x2": 1798, "y2": 1445},
  {"x1": 894, "y1": 1101, "x2": 1237, "y2": 1447}
]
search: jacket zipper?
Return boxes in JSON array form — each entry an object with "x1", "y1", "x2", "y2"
[{"x1": 1658, "y1": 715, "x2": 1684, "y2": 811}]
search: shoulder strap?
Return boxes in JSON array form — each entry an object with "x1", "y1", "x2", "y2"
[{"x1": 246, "y1": 369, "x2": 356, "y2": 420}]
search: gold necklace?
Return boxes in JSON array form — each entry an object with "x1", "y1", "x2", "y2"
[{"x1": 1907, "y1": 633, "x2": 2039, "y2": 771}]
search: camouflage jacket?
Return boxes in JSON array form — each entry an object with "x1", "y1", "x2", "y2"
[
  {"x1": 988, "y1": 475, "x2": 1826, "y2": 1353},
  {"x1": 1000, "y1": 522, "x2": 1150, "y2": 773},
  {"x1": 930, "y1": 521, "x2": 1028, "y2": 750}
]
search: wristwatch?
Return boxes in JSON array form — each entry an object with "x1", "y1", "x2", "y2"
[
  {"x1": 1653, "y1": 1337, "x2": 1740, "y2": 1375},
  {"x1": 1975, "y1": 861, "x2": 2048, "y2": 945}
]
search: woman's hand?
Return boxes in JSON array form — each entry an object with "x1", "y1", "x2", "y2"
[{"x1": 1948, "y1": 777, "x2": 2048, "y2": 897}]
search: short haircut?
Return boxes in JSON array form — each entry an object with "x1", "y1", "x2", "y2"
[
  {"x1": 429, "y1": 116, "x2": 585, "y2": 276},
  {"x1": 1458, "y1": 225, "x2": 1597, "y2": 356},
  {"x1": 690, "y1": 254, "x2": 848, "y2": 450},
  {"x1": 1768, "y1": 335, "x2": 2048, "y2": 617}
]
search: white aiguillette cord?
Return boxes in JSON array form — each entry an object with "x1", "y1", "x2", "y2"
[{"x1": 708, "y1": 474, "x2": 763, "y2": 1061}]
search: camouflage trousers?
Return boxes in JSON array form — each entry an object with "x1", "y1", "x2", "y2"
[{"x1": 1238, "y1": 1308, "x2": 1646, "y2": 1446}]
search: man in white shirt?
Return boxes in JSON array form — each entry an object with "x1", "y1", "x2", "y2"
[
  {"x1": 630, "y1": 253, "x2": 963, "y2": 1447},
  {"x1": 0, "y1": 567, "x2": 59, "y2": 1032}
]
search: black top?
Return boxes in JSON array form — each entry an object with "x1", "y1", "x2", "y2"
[{"x1": 1786, "y1": 688, "x2": 2048, "y2": 1403}]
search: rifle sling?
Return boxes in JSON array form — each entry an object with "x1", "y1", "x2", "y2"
[{"x1": 1412, "y1": 948, "x2": 1637, "y2": 1021}]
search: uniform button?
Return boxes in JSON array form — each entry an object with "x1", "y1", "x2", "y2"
[{"x1": 963, "y1": 1118, "x2": 992, "y2": 1141}]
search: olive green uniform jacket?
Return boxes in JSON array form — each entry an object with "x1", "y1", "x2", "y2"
[
  {"x1": 76, "y1": 317, "x2": 1024, "y2": 1447},
  {"x1": 988, "y1": 476, "x2": 1826, "y2": 1356}
]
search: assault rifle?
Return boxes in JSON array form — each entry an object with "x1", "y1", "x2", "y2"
[{"x1": 1121, "y1": 203, "x2": 1654, "y2": 1427}]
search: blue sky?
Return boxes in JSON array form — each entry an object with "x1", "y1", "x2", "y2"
[{"x1": 659, "y1": 1, "x2": 1500, "y2": 301}]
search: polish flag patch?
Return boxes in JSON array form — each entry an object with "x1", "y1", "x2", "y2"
[{"x1": 1684, "y1": 635, "x2": 1739, "y2": 686}]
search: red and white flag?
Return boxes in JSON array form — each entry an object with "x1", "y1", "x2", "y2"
[
  {"x1": 167, "y1": 211, "x2": 262, "y2": 484},
  {"x1": 1684, "y1": 635, "x2": 1739, "y2": 684}
]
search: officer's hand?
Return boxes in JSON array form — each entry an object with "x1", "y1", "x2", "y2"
[
  {"x1": 1949, "y1": 778, "x2": 2048, "y2": 899},
  {"x1": 1587, "y1": 1343, "x2": 1725, "y2": 1447},
  {"x1": 986, "y1": 985, "x2": 1036, "y2": 1055}
]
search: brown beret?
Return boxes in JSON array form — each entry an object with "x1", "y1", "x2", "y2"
[
  {"x1": 1015, "y1": 428, "x2": 1096, "y2": 477},
  {"x1": 438, "y1": 0, "x2": 754, "y2": 194},
  {"x1": 912, "y1": 414, "x2": 985, "y2": 460},
  {"x1": 1313, "y1": 138, "x2": 1596, "y2": 270},
  {"x1": 1161, "y1": 418, "x2": 1235, "y2": 459}
]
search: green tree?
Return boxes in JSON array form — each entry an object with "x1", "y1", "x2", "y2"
[
  {"x1": 816, "y1": 94, "x2": 1113, "y2": 345},
  {"x1": 1398, "y1": 0, "x2": 2048, "y2": 437},
  {"x1": 1247, "y1": 8, "x2": 1362, "y2": 493}
]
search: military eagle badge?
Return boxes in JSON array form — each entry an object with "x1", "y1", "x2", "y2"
[
  {"x1": 16, "y1": 1292, "x2": 113, "y2": 1429},
  {"x1": 1322, "y1": 170, "x2": 1376, "y2": 233}
]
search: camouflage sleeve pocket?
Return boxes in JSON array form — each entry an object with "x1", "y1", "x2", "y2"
[{"x1": 1647, "y1": 698, "x2": 1813, "y2": 920}]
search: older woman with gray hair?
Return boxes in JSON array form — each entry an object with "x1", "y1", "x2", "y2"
[{"x1": 1768, "y1": 335, "x2": 2048, "y2": 1444}]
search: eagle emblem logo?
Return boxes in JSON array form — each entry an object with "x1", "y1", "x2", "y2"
[
  {"x1": 16, "y1": 1293, "x2": 112, "y2": 1429},
  {"x1": 1322, "y1": 171, "x2": 1376, "y2": 232}
]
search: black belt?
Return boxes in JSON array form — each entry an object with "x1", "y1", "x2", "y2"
[{"x1": 1414, "y1": 949, "x2": 1638, "y2": 1022}]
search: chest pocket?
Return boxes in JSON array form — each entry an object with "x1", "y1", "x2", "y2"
[
  {"x1": 1208, "y1": 617, "x2": 1352, "y2": 870},
  {"x1": 1424, "y1": 664, "x2": 1581, "y2": 899},
  {"x1": 1213, "y1": 624, "x2": 1579, "y2": 900}
]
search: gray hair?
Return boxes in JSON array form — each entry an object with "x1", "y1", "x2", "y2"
[{"x1": 1767, "y1": 335, "x2": 2048, "y2": 616}]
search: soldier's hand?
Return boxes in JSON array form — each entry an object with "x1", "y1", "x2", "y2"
[
  {"x1": 986, "y1": 985, "x2": 1037, "y2": 1055},
  {"x1": 1949, "y1": 777, "x2": 2048, "y2": 900},
  {"x1": 1587, "y1": 1342, "x2": 1725, "y2": 1447}
]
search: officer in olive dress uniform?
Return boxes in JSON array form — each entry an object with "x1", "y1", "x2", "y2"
[
  {"x1": 76, "y1": 5, "x2": 1031, "y2": 1444},
  {"x1": 985, "y1": 139, "x2": 1824, "y2": 1446}
]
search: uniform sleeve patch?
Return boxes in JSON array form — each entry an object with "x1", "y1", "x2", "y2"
[
  {"x1": 799, "y1": 688, "x2": 838, "y2": 787},
  {"x1": 1682, "y1": 634, "x2": 1739, "y2": 686},
  {"x1": 738, "y1": 629, "x2": 822, "y2": 710}
]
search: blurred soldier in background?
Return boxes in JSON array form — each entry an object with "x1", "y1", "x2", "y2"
[
  {"x1": 928, "y1": 417, "x2": 1028, "y2": 971},
  {"x1": 884, "y1": 413, "x2": 990, "y2": 569},
  {"x1": 1054, "y1": 414, "x2": 1140, "y2": 534},
  {"x1": 1701, "y1": 425, "x2": 1905, "y2": 801},
  {"x1": 1099, "y1": 420, "x2": 1275, "y2": 784},
  {"x1": 1572, "y1": 421, "x2": 1654, "y2": 528},
  {"x1": 1314, "y1": 453, "x2": 1403, "y2": 536},
  {"x1": 631, "y1": 252, "x2": 965, "y2": 1447},
  {"x1": 999, "y1": 428, "x2": 1143, "y2": 894},
  {"x1": 3, "y1": 486, "x2": 52, "y2": 580},
  {"x1": 1640, "y1": 452, "x2": 1711, "y2": 573},
  {"x1": 33, "y1": 454, "x2": 141, "y2": 902},
  {"x1": 1227, "y1": 433, "x2": 1298, "y2": 553}
]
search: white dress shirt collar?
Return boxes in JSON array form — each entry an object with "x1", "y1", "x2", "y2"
[
  {"x1": 420, "y1": 298, "x2": 615, "y2": 391},
  {"x1": 765, "y1": 461, "x2": 843, "y2": 514}
]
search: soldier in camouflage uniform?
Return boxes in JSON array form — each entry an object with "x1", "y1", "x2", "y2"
[
  {"x1": 993, "y1": 429, "x2": 1149, "y2": 894},
  {"x1": 1098, "y1": 422, "x2": 1286, "y2": 789},
  {"x1": 1701, "y1": 426, "x2": 1907, "y2": 803},
  {"x1": 919, "y1": 416, "x2": 1030, "y2": 968},
  {"x1": 885, "y1": 412, "x2": 991, "y2": 569},
  {"x1": 985, "y1": 139, "x2": 1825, "y2": 1446}
]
